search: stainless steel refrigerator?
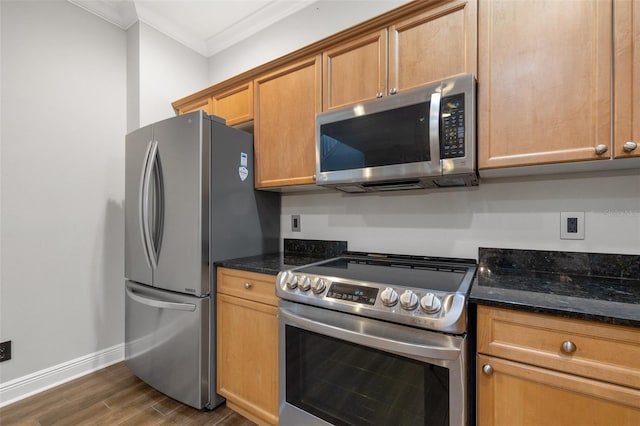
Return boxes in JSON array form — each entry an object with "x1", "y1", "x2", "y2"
[{"x1": 124, "y1": 111, "x2": 280, "y2": 410}]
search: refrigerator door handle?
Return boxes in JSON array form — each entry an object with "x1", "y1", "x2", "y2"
[
  {"x1": 126, "y1": 287, "x2": 196, "y2": 312},
  {"x1": 140, "y1": 140, "x2": 159, "y2": 270}
]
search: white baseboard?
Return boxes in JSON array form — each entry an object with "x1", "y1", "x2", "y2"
[{"x1": 0, "y1": 343, "x2": 124, "y2": 408}]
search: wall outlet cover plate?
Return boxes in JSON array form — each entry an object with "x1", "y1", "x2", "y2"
[{"x1": 560, "y1": 212, "x2": 585, "y2": 240}]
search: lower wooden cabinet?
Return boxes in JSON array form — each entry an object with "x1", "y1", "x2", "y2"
[
  {"x1": 217, "y1": 268, "x2": 279, "y2": 425},
  {"x1": 477, "y1": 306, "x2": 640, "y2": 426}
]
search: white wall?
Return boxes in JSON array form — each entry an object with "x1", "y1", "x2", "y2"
[
  {"x1": 208, "y1": 0, "x2": 410, "y2": 84},
  {"x1": 281, "y1": 171, "x2": 640, "y2": 258},
  {"x1": 0, "y1": 0, "x2": 126, "y2": 384},
  {"x1": 137, "y1": 22, "x2": 209, "y2": 128}
]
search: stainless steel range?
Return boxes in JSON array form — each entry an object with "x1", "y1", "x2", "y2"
[{"x1": 276, "y1": 252, "x2": 477, "y2": 426}]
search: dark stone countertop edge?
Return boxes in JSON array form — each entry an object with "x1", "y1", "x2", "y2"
[
  {"x1": 470, "y1": 292, "x2": 640, "y2": 328},
  {"x1": 215, "y1": 252, "x2": 336, "y2": 276}
]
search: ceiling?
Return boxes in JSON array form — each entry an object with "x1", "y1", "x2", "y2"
[{"x1": 68, "y1": 0, "x2": 318, "y2": 57}]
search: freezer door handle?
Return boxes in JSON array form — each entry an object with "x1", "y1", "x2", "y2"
[{"x1": 126, "y1": 288, "x2": 196, "y2": 312}]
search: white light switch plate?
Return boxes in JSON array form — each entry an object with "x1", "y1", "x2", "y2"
[{"x1": 560, "y1": 212, "x2": 585, "y2": 240}]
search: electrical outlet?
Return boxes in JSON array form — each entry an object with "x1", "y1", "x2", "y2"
[
  {"x1": 291, "y1": 215, "x2": 301, "y2": 232},
  {"x1": 0, "y1": 341, "x2": 11, "y2": 362},
  {"x1": 560, "y1": 212, "x2": 585, "y2": 240}
]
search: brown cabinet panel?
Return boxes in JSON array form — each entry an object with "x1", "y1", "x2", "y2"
[
  {"x1": 217, "y1": 268, "x2": 278, "y2": 425},
  {"x1": 614, "y1": 0, "x2": 640, "y2": 158},
  {"x1": 323, "y1": 30, "x2": 387, "y2": 111},
  {"x1": 175, "y1": 97, "x2": 212, "y2": 115},
  {"x1": 217, "y1": 294, "x2": 278, "y2": 425},
  {"x1": 217, "y1": 267, "x2": 278, "y2": 306},
  {"x1": 211, "y1": 82, "x2": 253, "y2": 126},
  {"x1": 389, "y1": 0, "x2": 477, "y2": 92},
  {"x1": 477, "y1": 306, "x2": 640, "y2": 426},
  {"x1": 477, "y1": 354, "x2": 640, "y2": 426},
  {"x1": 478, "y1": 0, "x2": 612, "y2": 169},
  {"x1": 477, "y1": 306, "x2": 640, "y2": 390},
  {"x1": 254, "y1": 55, "x2": 321, "y2": 188}
]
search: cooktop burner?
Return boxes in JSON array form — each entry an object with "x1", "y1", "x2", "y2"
[{"x1": 276, "y1": 252, "x2": 477, "y2": 334}]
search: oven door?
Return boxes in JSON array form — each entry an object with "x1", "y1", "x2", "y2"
[{"x1": 278, "y1": 300, "x2": 466, "y2": 426}]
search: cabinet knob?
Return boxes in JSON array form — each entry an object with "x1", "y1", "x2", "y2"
[
  {"x1": 244, "y1": 282, "x2": 251, "y2": 289},
  {"x1": 482, "y1": 364, "x2": 494, "y2": 376},
  {"x1": 376, "y1": 92, "x2": 384, "y2": 99},
  {"x1": 390, "y1": 87, "x2": 398, "y2": 95},
  {"x1": 561, "y1": 340, "x2": 577, "y2": 354},
  {"x1": 623, "y1": 141, "x2": 637, "y2": 153},
  {"x1": 594, "y1": 144, "x2": 608, "y2": 155}
]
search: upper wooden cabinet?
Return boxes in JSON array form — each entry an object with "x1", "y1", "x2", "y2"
[
  {"x1": 254, "y1": 55, "x2": 321, "y2": 188},
  {"x1": 323, "y1": 0, "x2": 477, "y2": 111},
  {"x1": 388, "y1": 0, "x2": 477, "y2": 93},
  {"x1": 478, "y1": 0, "x2": 613, "y2": 169},
  {"x1": 211, "y1": 82, "x2": 253, "y2": 126},
  {"x1": 323, "y1": 30, "x2": 387, "y2": 111},
  {"x1": 174, "y1": 96, "x2": 212, "y2": 115},
  {"x1": 614, "y1": 0, "x2": 640, "y2": 158}
]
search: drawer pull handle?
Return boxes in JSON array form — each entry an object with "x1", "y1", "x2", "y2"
[
  {"x1": 244, "y1": 282, "x2": 252, "y2": 289},
  {"x1": 561, "y1": 340, "x2": 577, "y2": 354},
  {"x1": 482, "y1": 364, "x2": 494, "y2": 376}
]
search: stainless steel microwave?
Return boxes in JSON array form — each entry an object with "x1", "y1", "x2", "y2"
[{"x1": 315, "y1": 74, "x2": 477, "y2": 192}]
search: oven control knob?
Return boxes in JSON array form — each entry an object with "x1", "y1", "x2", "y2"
[
  {"x1": 400, "y1": 290, "x2": 419, "y2": 311},
  {"x1": 299, "y1": 276, "x2": 312, "y2": 292},
  {"x1": 312, "y1": 278, "x2": 327, "y2": 294},
  {"x1": 380, "y1": 287, "x2": 399, "y2": 307},
  {"x1": 285, "y1": 274, "x2": 299, "y2": 290},
  {"x1": 420, "y1": 292, "x2": 442, "y2": 314}
]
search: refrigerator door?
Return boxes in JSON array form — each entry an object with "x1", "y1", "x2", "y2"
[
  {"x1": 125, "y1": 124, "x2": 154, "y2": 285},
  {"x1": 125, "y1": 281, "x2": 211, "y2": 409},
  {"x1": 210, "y1": 122, "x2": 280, "y2": 262},
  {"x1": 152, "y1": 112, "x2": 210, "y2": 296}
]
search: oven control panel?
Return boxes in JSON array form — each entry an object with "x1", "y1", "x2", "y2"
[
  {"x1": 276, "y1": 270, "x2": 467, "y2": 333},
  {"x1": 327, "y1": 282, "x2": 378, "y2": 305}
]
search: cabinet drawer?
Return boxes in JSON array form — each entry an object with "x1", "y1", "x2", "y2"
[
  {"x1": 217, "y1": 267, "x2": 278, "y2": 306},
  {"x1": 477, "y1": 306, "x2": 640, "y2": 389}
]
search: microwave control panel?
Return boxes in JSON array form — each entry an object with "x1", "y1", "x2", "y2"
[{"x1": 440, "y1": 94, "x2": 465, "y2": 159}]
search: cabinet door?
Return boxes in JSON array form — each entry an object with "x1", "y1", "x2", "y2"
[
  {"x1": 389, "y1": 0, "x2": 477, "y2": 93},
  {"x1": 477, "y1": 354, "x2": 640, "y2": 426},
  {"x1": 217, "y1": 293, "x2": 278, "y2": 425},
  {"x1": 614, "y1": 0, "x2": 640, "y2": 158},
  {"x1": 211, "y1": 82, "x2": 253, "y2": 126},
  {"x1": 478, "y1": 0, "x2": 612, "y2": 169},
  {"x1": 175, "y1": 97, "x2": 212, "y2": 115},
  {"x1": 254, "y1": 55, "x2": 321, "y2": 188},
  {"x1": 323, "y1": 30, "x2": 387, "y2": 110}
]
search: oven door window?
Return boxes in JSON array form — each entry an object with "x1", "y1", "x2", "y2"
[
  {"x1": 285, "y1": 325, "x2": 449, "y2": 426},
  {"x1": 319, "y1": 102, "x2": 431, "y2": 172}
]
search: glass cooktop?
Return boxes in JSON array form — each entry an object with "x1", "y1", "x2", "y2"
[{"x1": 297, "y1": 253, "x2": 476, "y2": 293}]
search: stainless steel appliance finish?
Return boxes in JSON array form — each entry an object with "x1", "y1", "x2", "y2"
[
  {"x1": 124, "y1": 111, "x2": 280, "y2": 410},
  {"x1": 315, "y1": 74, "x2": 477, "y2": 192},
  {"x1": 125, "y1": 281, "x2": 209, "y2": 409},
  {"x1": 276, "y1": 252, "x2": 477, "y2": 425}
]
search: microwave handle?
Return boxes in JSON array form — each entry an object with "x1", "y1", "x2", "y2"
[{"x1": 429, "y1": 91, "x2": 442, "y2": 163}]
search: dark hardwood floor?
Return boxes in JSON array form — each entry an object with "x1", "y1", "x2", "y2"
[{"x1": 0, "y1": 362, "x2": 256, "y2": 425}]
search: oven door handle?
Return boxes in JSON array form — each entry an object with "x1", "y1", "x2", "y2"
[{"x1": 279, "y1": 304, "x2": 463, "y2": 361}]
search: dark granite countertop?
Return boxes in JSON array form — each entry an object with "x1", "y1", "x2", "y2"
[
  {"x1": 217, "y1": 252, "x2": 331, "y2": 275},
  {"x1": 470, "y1": 248, "x2": 640, "y2": 328},
  {"x1": 216, "y1": 238, "x2": 347, "y2": 276}
]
